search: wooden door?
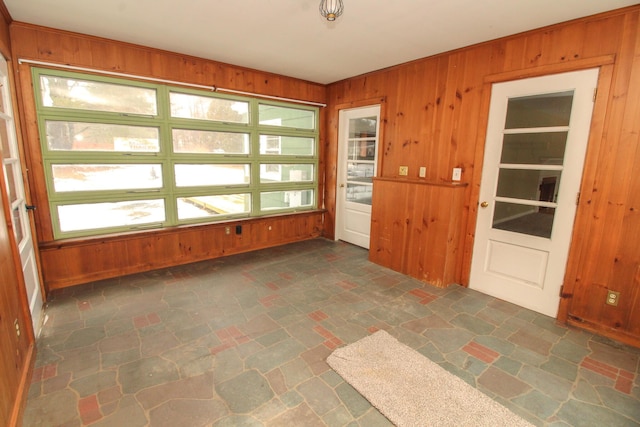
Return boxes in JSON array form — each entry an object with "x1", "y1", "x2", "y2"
[{"x1": 470, "y1": 69, "x2": 599, "y2": 317}]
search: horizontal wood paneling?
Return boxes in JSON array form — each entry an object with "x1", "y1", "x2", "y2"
[
  {"x1": 370, "y1": 179, "x2": 467, "y2": 287},
  {"x1": 8, "y1": 22, "x2": 328, "y2": 292},
  {"x1": 326, "y1": 6, "x2": 640, "y2": 346},
  {"x1": 40, "y1": 212, "x2": 324, "y2": 290}
]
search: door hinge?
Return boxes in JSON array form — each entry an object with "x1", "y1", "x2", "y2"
[{"x1": 593, "y1": 88, "x2": 597, "y2": 102}]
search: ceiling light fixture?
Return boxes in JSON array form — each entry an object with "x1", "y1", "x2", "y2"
[{"x1": 319, "y1": 0, "x2": 344, "y2": 21}]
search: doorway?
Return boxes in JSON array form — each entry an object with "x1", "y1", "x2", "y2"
[
  {"x1": 470, "y1": 69, "x2": 599, "y2": 317},
  {"x1": 335, "y1": 105, "x2": 381, "y2": 249}
]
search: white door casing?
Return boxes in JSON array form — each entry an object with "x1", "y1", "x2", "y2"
[
  {"x1": 470, "y1": 69, "x2": 599, "y2": 318},
  {"x1": 0, "y1": 57, "x2": 44, "y2": 335},
  {"x1": 335, "y1": 105, "x2": 381, "y2": 249}
]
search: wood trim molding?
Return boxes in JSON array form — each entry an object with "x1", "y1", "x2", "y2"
[{"x1": 484, "y1": 55, "x2": 616, "y2": 84}]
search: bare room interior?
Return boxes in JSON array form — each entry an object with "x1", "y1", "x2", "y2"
[{"x1": 0, "y1": 1, "x2": 639, "y2": 426}]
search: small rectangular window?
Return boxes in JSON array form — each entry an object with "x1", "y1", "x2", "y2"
[
  {"x1": 174, "y1": 164, "x2": 250, "y2": 187},
  {"x1": 45, "y1": 121, "x2": 160, "y2": 153},
  {"x1": 51, "y1": 164, "x2": 163, "y2": 192},
  {"x1": 260, "y1": 164, "x2": 314, "y2": 183},
  {"x1": 172, "y1": 129, "x2": 250, "y2": 154},
  {"x1": 58, "y1": 199, "x2": 165, "y2": 232},
  {"x1": 261, "y1": 189, "x2": 314, "y2": 211},
  {"x1": 259, "y1": 135, "x2": 314, "y2": 156},
  {"x1": 170, "y1": 92, "x2": 249, "y2": 124},
  {"x1": 178, "y1": 194, "x2": 251, "y2": 219},
  {"x1": 259, "y1": 104, "x2": 315, "y2": 130},
  {"x1": 40, "y1": 75, "x2": 157, "y2": 115}
]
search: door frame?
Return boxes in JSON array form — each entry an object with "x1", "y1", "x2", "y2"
[
  {"x1": 2, "y1": 56, "x2": 45, "y2": 335},
  {"x1": 331, "y1": 97, "x2": 385, "y2": 245},
  {"x1": 462, "y1": 57, "x2": 615, "y2": 320},
  {"x1": 335, "y1": 104, "x2": 381, "y2": 248}
]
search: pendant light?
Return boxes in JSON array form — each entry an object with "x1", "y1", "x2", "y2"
[{"x1": 319, "y1": 0, "x2": 344, "y2": 21}]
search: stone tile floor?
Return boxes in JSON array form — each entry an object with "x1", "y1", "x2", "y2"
[{"x1": 23, "y1": 238, "x2": 640, "y2": 426}]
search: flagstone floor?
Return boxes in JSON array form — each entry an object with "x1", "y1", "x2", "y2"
[{"x1": 24, "y1": 238, "x2": 640, "y2": 426}]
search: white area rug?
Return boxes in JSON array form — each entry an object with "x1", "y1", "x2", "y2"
[{"x1": 327, "y1": 330, "x2": 534, "y2": 427}]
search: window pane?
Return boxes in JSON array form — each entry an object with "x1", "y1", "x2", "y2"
[
  {"x1": 346, "y1": 183, "x2": 372, "y2": 205},
  {"x1": 260, "y1": 164, "x2": 314, "y2": 183},
  {"x1": 496, "y1": 169, "x2": 561, "y2": 202},
  {"x1": 46, "y1": 121, "x2": 160, "y2": 153},
  {"x1": 170, "y1": 92, "x2": 249, "y2": 124},
  {"x1": 259, "y1": 104, "x2": 315, "y2": 130},
  {"x1": 5, "y1": 162, "x2": 17, "y2": 202},
  {"x1": 52, "y1": 164, "x2": 163, "y2": 192},
  {"x1": 493, "y1": 201, "x2": 555, "y2": 239},
  {"x1": 261, "y1": 189, "x2": 314, "y2": 211},
  {"x1": 259, "y1": 135, "x2": 314, "y2": 156},
  {"x1": 348, "y1": 163, "x2": 374, "y2": 183},
  {"x1": 178, "y1": 194, "x2": 250, "y2": 219},
  {"x1": 12, "y1": 206, "x2": 24, "y2": 244},
  {"x1": 172, "y1": 129, "x2": 249, "y2": 154},
  {"x1": 174, "y1": 164, "x2": 250, "y2": 187},
  {"x1": 40, "y1": 75, "x2": 157, "y2": 115},
  {"x1": 501, "y1": 132, "x2": 567, "y2": 165},
  {"x1": 0, "y1": 121, "x2": 10, "y2": 156},
  {"x1": 58, "y1": 199, "x2": 165, "y2": 232},
  {"x1": 505, "y1": 91, "x2": 573, "y2": 129},
  {"x1": 348, "y1": 116, "x2": 377, "y2": 138},
  {"x1": 348, "y1": 139, "x2": 376, "y2": 161}
]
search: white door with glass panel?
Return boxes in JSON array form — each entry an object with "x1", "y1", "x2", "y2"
[
  {"x1": 336, "y1": 105, "x2": 380, "y2": 249},
  {"x1": 470, "y1": 69, "x2": 598, "y2": 317},
  {"x1": 0, "y1": 57, "x2": 43, "y2": 334}
]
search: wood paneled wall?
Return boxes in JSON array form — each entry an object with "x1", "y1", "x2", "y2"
[
  {"x1": 9, "y1": 23, "x2": 327, "y2": 291},
  {"x1": 41, "y1": 212, "x2": 323, "y2": 290},
  {"x1": 326, "y1": 6, "x2": 640, "y2": 346},
  {"x1": 370, "y1": 179, "x2": 467, "y2": 287}
]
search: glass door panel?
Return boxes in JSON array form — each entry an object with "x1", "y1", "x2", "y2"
[{"x1": 492, "y1": 91, "x2": 574, "y2": 239}]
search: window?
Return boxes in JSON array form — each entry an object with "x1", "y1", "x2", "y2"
[{"x1": 33, "y1": 68, "x2": 319, "y2": 238}]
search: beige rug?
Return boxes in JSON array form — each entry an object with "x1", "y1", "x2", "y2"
[{"x1": 327, "y1": 330, "x2": 534, "y2": 427}]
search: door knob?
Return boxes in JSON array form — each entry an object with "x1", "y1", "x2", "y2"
[{"x1": 480, "y1": 201, "x2": 489, "y2": 208}]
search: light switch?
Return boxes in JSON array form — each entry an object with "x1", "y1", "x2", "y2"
[
  {"x1": 419, "y1": 167, "x2": 426, "y2": 178},
  {"x1": 452, "y1": 167, "x2": 462, "y2": 181}
]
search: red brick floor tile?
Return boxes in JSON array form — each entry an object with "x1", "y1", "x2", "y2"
[
  {"x1": 308, "y1": 310, "x2": 328, "y2": 322},
  {"x1": 78, "y1": 394, "x2": 102, "y2": 425},
  {"x1": 581, "y1": 357, "x2": 618, "y2": 380},
  {"x1": 463, "y1": 341, "x2": 500, "y2": 364}
]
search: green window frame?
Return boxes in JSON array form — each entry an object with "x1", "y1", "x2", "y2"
[{"x1": 32, "y1": 68, "x2": 319, "y2": 239}]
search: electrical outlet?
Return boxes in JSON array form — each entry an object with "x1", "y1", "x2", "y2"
[
  {"x1": 419, "y1": 166, "x2": 426, "y2": 178},
  {"x1": 225, "y1": 226, "x2": 231, "y2": 235},
  {"x1": 399, "y1": 166, "x2": 408, "y2": 176},
  {"x1": 606, "y1": 290, "x2": 620, "y2": 306},
  {"x1": 452, "y1": 167, "x2": 462, "y2": 181}
]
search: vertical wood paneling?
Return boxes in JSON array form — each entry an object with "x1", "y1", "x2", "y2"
[
  {"x1": 370, "y1": 179, "x2": 466, "y2": 287},
  {"x1": 327, "y1": 6, "x2": 640, "y2": 346}
]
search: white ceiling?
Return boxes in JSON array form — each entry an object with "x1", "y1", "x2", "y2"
[{"x1": 5, "y1": 0, "x2": 638, "y2": 84}]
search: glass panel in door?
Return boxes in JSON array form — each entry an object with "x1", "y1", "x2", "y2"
[
  {"x1": 492, "y1": 91, "x2": 574, "y2": 239},
  {"x1": 346, "y1": 116, "x2": 377, "y2": 206}
]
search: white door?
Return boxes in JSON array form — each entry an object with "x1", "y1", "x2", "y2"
[
  {"x1": 0, "y1": 57, "x2": 43, "y2": 335},
  {"x1": 470, "y1": 69, "x2": 599, "y2": 317},
  {"x1": 336, "y1": 105, "x2": 380, "y2": 249}
]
